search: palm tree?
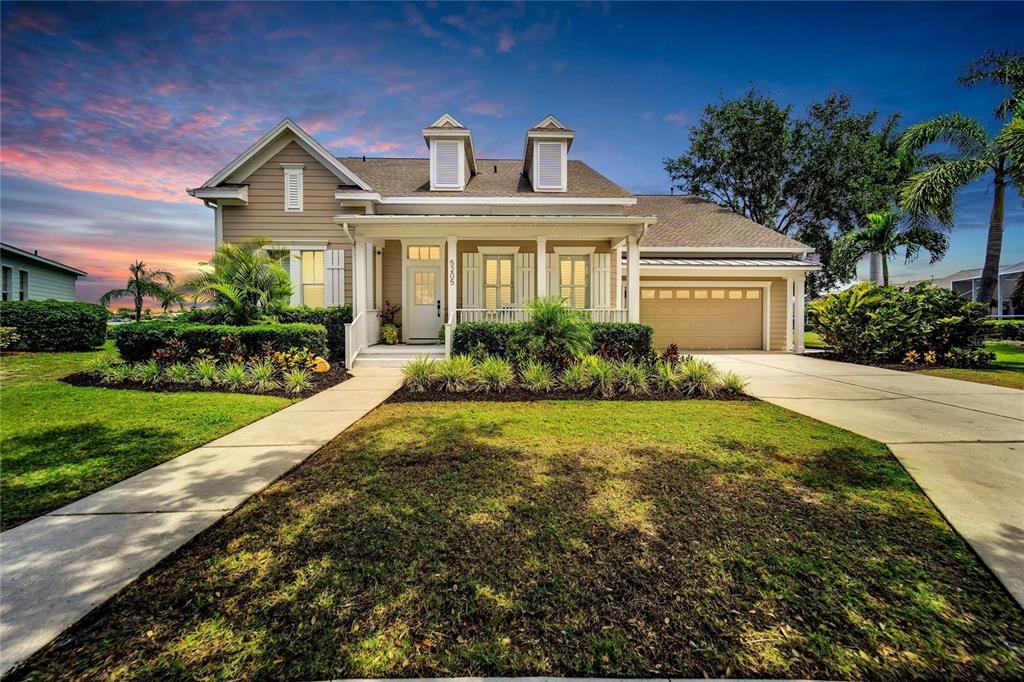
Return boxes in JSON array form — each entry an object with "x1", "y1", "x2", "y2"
[
  {"x1": 899, "y1": 51, "x2": 1023, "y2": 310},
  {"x1": 831, "y1": 209, "x2": 948, "y2": 286},
  {"x1": 99, "y1": 261, "x2": 175, "y2": 322},
  {"x1": 156, "y1": 285, "x2": 189, "y2": 314},
  {"x1": 180, "y1": 237, "x2": 291, "y2": 325}
]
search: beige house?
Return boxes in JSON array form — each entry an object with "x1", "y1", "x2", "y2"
[{"x1": 188, "y1": 116, "x2": 818, "y2": 366}]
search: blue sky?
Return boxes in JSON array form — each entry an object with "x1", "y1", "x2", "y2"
[{"x1": 1, "y1": 1, "x2": 1020, "y2": 300}]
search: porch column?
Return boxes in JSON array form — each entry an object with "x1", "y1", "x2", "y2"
[
  {"x1": 626, "y1": 234, "x2": 640, "y2": 323},
  {"x1": 615, "y1": 245, "x2": 623, "y2": 310},
  {"x1": 446, "y1": 236, "x2": 458, "y2": 323},
  {"x1": 785, "y1": 276, "x2": 794, "y2": 351},
  {"x1": 535, "y1": 236, "x2": 548, "y2": 298},
  {"x1": 794, "y1": 276, "x2": 806, "y2": 353},
  {"x1": 364, "y1": 239, "x2": 375, "y2": 311},
  {"x1": 353, "y1": 236, "x2": 366, "y2": 318}
]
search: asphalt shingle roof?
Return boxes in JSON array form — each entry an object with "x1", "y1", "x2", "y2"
[
  {"x1": 629, "y1": 195, "x2": 811, "y2": 250},
  {"x1": 338, "y1": 157, "x2": 632, "y2": 199}
]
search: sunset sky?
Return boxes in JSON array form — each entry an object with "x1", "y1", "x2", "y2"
[{"x1": 1, "y1": 1, "x2": 1021, "y2": 303}]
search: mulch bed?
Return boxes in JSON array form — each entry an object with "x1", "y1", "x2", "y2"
[
  {"x1": 61, "y1": 364, "x2": 351, "y2": 399},
  {"x1": 803, "y1": 351, "x2": 976, "y2": 373},
  {"x1": 387, "y1": 385, "x2": 754, "y2": 403}
]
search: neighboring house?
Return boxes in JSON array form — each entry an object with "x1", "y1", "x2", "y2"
[
  {"x1": 896, "y1": 261, "x2": 1023, "y2": 318},
  {"x1": 0, "y1": 243, "x2": 86, "y2": 302},
  {"x1": 188, "y1": 116, "x2": 819, "y2": 365}
]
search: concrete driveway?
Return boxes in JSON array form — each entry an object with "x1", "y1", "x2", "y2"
[{"x1": 698, "y1": 352, "x2": 1024, "y2": 606}]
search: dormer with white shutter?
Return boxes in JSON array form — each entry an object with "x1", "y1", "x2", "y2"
[
  {"x1": 523, "y1": 115, "x2": 574, "y2": 192},
  {"x1": 423, "y1": 114, "x2": 477, "y2": 191}
]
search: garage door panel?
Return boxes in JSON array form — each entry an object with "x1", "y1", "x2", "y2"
[{"x1": 640, "y1": 287, "x2": 763, "y2": 350}]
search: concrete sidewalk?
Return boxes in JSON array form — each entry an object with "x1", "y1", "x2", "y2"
[
  {"x1": 699, "y1": 352, "x2": 1024, "y2": 606},
  {"x1": 0, "y1": 367, "x2": 403, "y2": 675}
]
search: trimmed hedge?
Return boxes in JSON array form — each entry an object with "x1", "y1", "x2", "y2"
[
  {"x1": 985, "y1": 319, "x2": 1024, "y2": 340},
  {"x1": 0, "y1": 300, "x2": 109, "y2": 351},
  {"x1": 278, "y1": 305, "x2": 352, "y2": 360},
  {"x1": 451, "y1": 320, "x2": 654, "y2": 363},
  {"x1": 113, "y1": 322, "x2": 328, "y2": 362}
]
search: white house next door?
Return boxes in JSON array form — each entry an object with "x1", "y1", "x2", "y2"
[{"x1": 407, "y1": 265, "x2": 442, "y2": 341}]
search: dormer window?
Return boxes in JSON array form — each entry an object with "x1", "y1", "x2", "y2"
[
  {"x1": 282, "y1": 163, "x2": 304, "y2": 211},
  {"x1": 423, "y1": 113, "x2": 476, "y2": 192},
  {"x1": 523, "y1": 115, "x2": 574, "y2": 193}
]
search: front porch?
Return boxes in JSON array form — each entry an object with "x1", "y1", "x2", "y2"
[{"x1": 342, "y1": 221, "x2": 648, "y2": 367}]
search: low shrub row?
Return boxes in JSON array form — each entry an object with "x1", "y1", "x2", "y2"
[
  {"x1": 452, "y1": 321, "x2": 654, "y2": 364},
  {"x1": 985, "y1": 319, "x2": 1024, "y2": 340},
  {"x1": 401, "y1": 354, "x2": 746, "y2": 399},
  {"x1": 809, "y1": 283, "x2": 991, "y2": 367},
  {"x1": 0, "y1": 300, "x2": 109, "y2": 351},
  {"x1": 112, "y1": 322, "x2": 328, "y2": 363},
  {"x1": 181, "y1": 305, "x2": 353, "y2": 359}
]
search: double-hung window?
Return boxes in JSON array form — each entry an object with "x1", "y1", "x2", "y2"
[
  {"x1": 18, "y1": 271, "x2": 28, "y2": 301},
  {"x1": 1, "y1": 267, "x2": 11, "y2": 301},
  {"x1": 559, "y1": 255, "x2": 589, "y2": 308},
  {"x1": 483, "y1": 255, "x2": 514, "y2": 309},
  {"x1": 301, "y1": 250, "x2": 324, "y2": 307}
]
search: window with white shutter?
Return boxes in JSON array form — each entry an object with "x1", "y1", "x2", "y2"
[
  {"x1": 431, "y1": 139, "x2": 462, "y2": 189},
  {"x1": 535, "y1": 141, "x2": 565, "y2": 191},
  {"x1": 282, "y1": 164, "x2": 303, "y2": 211}
]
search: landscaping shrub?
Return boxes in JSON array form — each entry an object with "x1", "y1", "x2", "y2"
[
  {"x1": 434, "y1": 355, "x2": 478, "y2": 393},
  {"x1": 451, "y1": 321, "x2": 526, "y2": 358},
  {"x1": 721, "y1": 370, "x2": 749, "y2": 394},
  {"x1": 0, "y1": 326, "x2": 20, "y2": 351},
  {"x1": 590, "y1": 322, "x2": 654, "y2": 363},
  {"x1": 520, "y1": 360, "x2": 555, "y2": 393},
  {"x1": 0, "y1": 300, "x2": 109, "y2": 351},
  {"x1": 612, "y1": 360, "x2": 650, "y2": 396},
  {"x1": 476, "y1": 356, "x2": 514, "y2": 393},
  {"x1": 401, "y1": 356, "x2": 437, "y2": 392},
  {"x1": 113, "y1": 322, "x2": 328, "y2": 362},
  {"x1": 283, "y1": 368, "x2": 312, "y2": 394},
  {"x1": 559, "y1": 361, "x2": 593, "y2": 392},
  {"x1": 277, "y1": 305, "x2": 352, "y2": 360},
  {"x1": 520, "y1": 297, "x2": 592, "y2": 368},
  {"x1": 809, "y1": 282, "x2": 989, "y2": 366},
  {"x1": 679, "y1": 358, "x2": 722, "y2": 398},
  {"x1": 985, "y1": 319, "x2": 1024, "y2": 340},
  {"x1": 652, "y1": 360, "x2": 681, "y2": 392}
]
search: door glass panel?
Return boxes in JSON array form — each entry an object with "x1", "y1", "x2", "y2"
[{"x1": 415, "y1": 271, "x2": 435, "y2": 305}]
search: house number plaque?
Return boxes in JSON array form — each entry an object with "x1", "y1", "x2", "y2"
[{"x1": 448, "y1": 259, "x2": 456, "y2": 286}]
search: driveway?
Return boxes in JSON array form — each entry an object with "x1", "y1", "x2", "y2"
[{"x1": 699, "y1": 352, "x2": 1024, "y2": 607}]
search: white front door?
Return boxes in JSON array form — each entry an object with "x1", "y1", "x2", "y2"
[{"x1": 407, "y1": 265, "x2": 442, "y2": 341}]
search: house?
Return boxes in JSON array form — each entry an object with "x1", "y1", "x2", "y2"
[
  {"x1": 188, "y1": 116, "x2": 819, "y2": 366},
  {"x1": 896, "y1": 261, "x2": 1023, "y2": 318},
  {"x1": 0, "y1": 243, "x2": 86, "y2": 302}
]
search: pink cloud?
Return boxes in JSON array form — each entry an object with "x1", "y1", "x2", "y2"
[
  {"x1": 465, "y1": 101, "x2": 504, "y2": 117},
  {"x1": 497, "y1": 30, "x2": 516, "y2": 53},
  {"x1": 154, "y1": 82, "x2": 187, "y2": 97},
  {"x1": 4, "y1": 8, "x2": 64, "y2": 36},
  {"x1": 35, "y1": 106, "x2": 68, "y2": 119}
]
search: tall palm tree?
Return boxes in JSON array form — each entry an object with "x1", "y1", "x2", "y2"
[
  {"x1": 832, "y1": 209, "x2": 948, "y2": 286},
  {"x1": 156, "y1": 285, "x2": 189, "y2": 314},
  {"x1": 899, "y1": 52, "x2": 1023, "y2": 310},
  {"x1": 99, "y1": 261, "x2": 175, "y2": 322},
  {"x1": 180, "y1": 237, "x2": 291, "y2": 325}
]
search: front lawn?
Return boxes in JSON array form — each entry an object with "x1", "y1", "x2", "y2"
[
  {"x1": 0, "y1": 343, "x2": 291, "y2": 529},
  {"x1": 918, "y1": 341, "x2": 1024, "y2": 390},
  {"x1": 16, "y1": 401, "x2": 1023, "y2": 680}
]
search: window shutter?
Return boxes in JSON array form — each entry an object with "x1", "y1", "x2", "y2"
[
  {"x1": 288, "y1": 251, "x2": 302, "y2": 305},
  {"x1": 547, "y1": 258, "x2": 558, "y2": 300},
  {"x1": 284, "y1": 168, "x2": 303, "y2": 211},
  {"x1": 433, "y1": 140, "x2": 460, "y2": 188},
  {"x1": 324, "y1": 249, "x2": 346, "y2": 307},
  {"x1": 462, "y1": 252, "x2": 482, "y2": 308},
  {"x1": 515, "y1": 252, "x2": 535, "y2": 304},
  {"x1": 536, "y1": 142, "x2": 563, "y2": 190},
  {"x1": 591, "y1": 252, "x2": 611, "y2": 309}
]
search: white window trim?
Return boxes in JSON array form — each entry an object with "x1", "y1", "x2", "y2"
[
  {"x1": 477, "y1": 245, "x2": 520, "y2": 255},
  {"x1": 532, "y1": 140, "x2": 566, "y2": 192},
  {"x1": 483, "y1": 254, "x2": 516, "y2": 309},
  {"x1": 430, "y1": 138, "x2": 465, "y2": 191},
  {"x1": 557, "y1": 254, "x2": 590, "y2": 309},
  {"x1": 552, "y1": 246, "x2": 595, "y2": 256},
  {"x1": 282, "y1": 163, "x2": 304, "y2": 212}
]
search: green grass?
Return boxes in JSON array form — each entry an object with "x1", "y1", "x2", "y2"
[
  {"x1": 919, "y1": 341, "x2": 1024, "y2": 390},
  {"x1": 15, "y1": 401, "x2": 1023, "y2": 680},
  {"x1": 0, "y1": 342, "x2": 291, "y2": 529}
]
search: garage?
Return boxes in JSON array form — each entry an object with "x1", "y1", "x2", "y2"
[{"x1": 640, "y1": 285, "x2": 765, "y2": 350}]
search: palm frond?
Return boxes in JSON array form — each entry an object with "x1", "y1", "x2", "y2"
[
  {"x1": 900, "y1": 158, "x2": 989, "y2": 226},
  {"x1": 98, "y1": 287, "x2": 131, "y2": 306},
  {"x1": 898, "y1": 113, "x2": 990, "y2": 161}
]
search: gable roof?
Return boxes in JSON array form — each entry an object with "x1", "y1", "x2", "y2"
[
  {"x1": 200, "y1": 118, "x2": 371, "y2": 190},
  {"x1": 1, "y1": 243, "x2": 87, "y2": 276},
  {"x1": 339, "y1": 157, "x2": 632, "y2": 200},
  {"x1": 629, "y1": 195, "x2": 812, "y2": 251}
]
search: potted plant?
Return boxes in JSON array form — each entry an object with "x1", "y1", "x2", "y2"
[{"x1": 380, "y1": 300, "x2": 401, "y2": 345}]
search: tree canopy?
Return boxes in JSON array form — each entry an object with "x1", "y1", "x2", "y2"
[{"x1": 663, "y1": 88, "x2": 913, "y2": 294}]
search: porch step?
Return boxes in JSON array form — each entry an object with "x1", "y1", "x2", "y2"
[{"x1": 351, "y1": 343, "x2": 445, "y2": 368}]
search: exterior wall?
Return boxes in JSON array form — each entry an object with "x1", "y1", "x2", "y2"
[
  {"x1": 381, "y1": 240, "x2": 403, "y2": 326},
  {"x1": 0, "y1": 252, "x2": 77, "y2": 301},
  {"x1": 222, "y1": 140, "x2": 352, "y2": 305},
  {"x1": 637, "y1": 275, "x2": 789, "y2": 351}
]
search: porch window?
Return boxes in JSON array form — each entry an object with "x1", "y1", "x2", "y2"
[
  {"x1": 18, "y1": 271, "x2": 28, "y2": 300},
  {"x1": 483, "y1": 255, "x2": 514, "y2": 309},
  {"x1": 301, "y1": 250, "x2": 324, "y2": 307},
  {"x1": 1, "y1": 267, "x2": 10, "y2": 301},
  {"x1": 559, "y1": 255, "x2": 589, "y2": 308},
  {"x1": 408, "y1": 246, "x2": 440, "y2": 261}
]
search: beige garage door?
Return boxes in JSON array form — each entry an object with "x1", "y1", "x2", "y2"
[{"x1": 640, "y1": 286, "x2": 764, "y2": 350}]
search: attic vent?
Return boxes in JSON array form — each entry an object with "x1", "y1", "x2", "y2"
[
  {"x1": 282, "y1": 164, "x2": 304, "y2": 211},
  {"x1": 431, "y1": 139, "x2": 462, "y2": 189},
  {"x1": 535, "y1": 142, "x2": 564, "y2": 190}
]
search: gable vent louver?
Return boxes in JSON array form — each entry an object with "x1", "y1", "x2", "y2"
[
  {"x1": 536, "y1": 142, "x2": 564, "y2": 190},
  {"x1": 433, "y1": 139, "x2": 460, "y2": 188}
]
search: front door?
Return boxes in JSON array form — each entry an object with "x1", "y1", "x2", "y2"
[{"x1": 407, "y1": 266, "x2": 442, "y2": 341}]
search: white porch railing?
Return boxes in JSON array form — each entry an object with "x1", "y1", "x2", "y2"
[
  {"x1": 343, "y1": 309, "x2": 380, "y2": 367},
  {"x1": 456, "y1": 308, "x2": 627, "y2": 324}
]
